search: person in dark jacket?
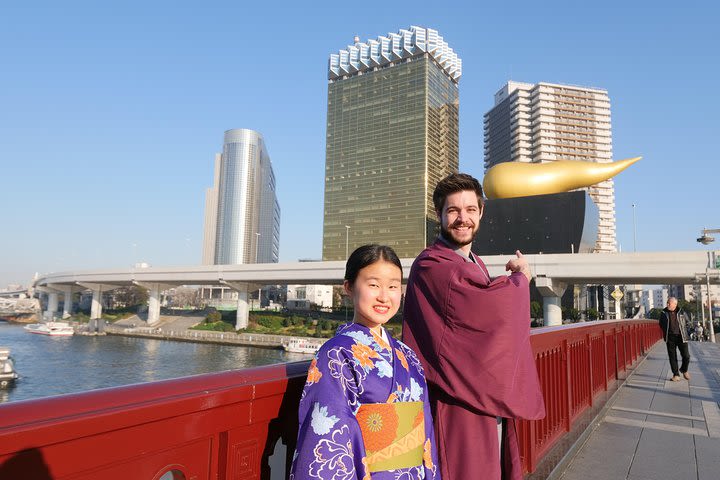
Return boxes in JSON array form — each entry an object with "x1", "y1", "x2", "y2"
[{"x1": 658, "y1": 297, "x2": 691, "y2": 381}]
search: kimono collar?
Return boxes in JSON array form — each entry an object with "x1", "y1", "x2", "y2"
[
  {"x1": 438, "y1": 235, "x2": 478, "y2": 264},
  {"x1": 340, "y1": 321, "x2": 391, "y2": 340}
]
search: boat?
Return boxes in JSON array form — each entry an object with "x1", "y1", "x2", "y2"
[
  {"x1": 282, "y1": 338, "x2": 324, "y2": 354},
  {"x1": 24, "y1": 321, "x2": 75, "y2": 336},
  {"x1": 0, "y1": 347, "x2": 18, "y2": 388}
]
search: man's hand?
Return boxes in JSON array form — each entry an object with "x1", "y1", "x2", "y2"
[{"x1": 506, "y1": 250, "x2": 531, "y2": 282}]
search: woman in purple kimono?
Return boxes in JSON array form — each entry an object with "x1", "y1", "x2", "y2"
[{"x1": 290, "y1": 245, "x2": 439, "y2": 480}]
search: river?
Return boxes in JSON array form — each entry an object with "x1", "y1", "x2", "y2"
[{"x1": 0, "y1": 321, "x2": 313, "y2": 404}]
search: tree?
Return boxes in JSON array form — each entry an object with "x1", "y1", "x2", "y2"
[
  {"x1": 112, "y1": 286, "x2": 149, "y2": 309},
  {"x1": 170, "y1": 287, "x2": 201, "y2": 308},
  {"x1": 530, "y1": 301, "x2": 542, "y2": 320},
  {"x1": 563, "y1": 307, "x2": 580, "y2": 322},
  {"x1": 647, "y1": 308, "x2": 663, "y2": 320},
  {"x1": 586, "y1": 308, "x2": 599, "y2": 321}
]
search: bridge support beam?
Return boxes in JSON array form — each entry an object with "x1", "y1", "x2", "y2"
[
  {"x1": 77, "y1": 282, "x2": 120, "y2": 332},
  {"x1": 221, "y1": 281, "x2": 250, "y2": 330},
  {"x1": 148, "y1": 285, "x2": 161, "y2": 326},
  {"x1": 536, "y1": 277, "x2": 567, "y2": 326},
  {"x1": 133, "y1": 282, "x2": 173, "y2": 326},
  {"x1": 46, "y1": 292, "x2": 59, "y2": 321},
  {"x1": 62, "y1": 286, "x2": 74, "y2": 319}
]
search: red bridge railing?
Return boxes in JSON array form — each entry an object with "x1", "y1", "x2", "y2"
[{"x1": 0, "y1": 319, "x2": 661, "y2": 479}]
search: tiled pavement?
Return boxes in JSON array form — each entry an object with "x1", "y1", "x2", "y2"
[{"x1": 559, "y1": 341, "x2": 720, "y2": 480}]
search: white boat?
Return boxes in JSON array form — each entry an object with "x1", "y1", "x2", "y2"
[
  {"x1": 0, "y1": 347, "x2": 18, "y2": 388},
  {"x1": 283, "y1": 338, "x2": 324, "y2": 354},
  {"x1": 24, "y1": 321, "x2": 75, "y2": 336}
]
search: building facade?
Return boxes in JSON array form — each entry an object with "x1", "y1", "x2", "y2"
[
  {"x1": 484, "y1": 81, "x2": 615, "y2": 252},
  {"x1": 322, "y1": 26, "x2": 461, "y2": 260},
  {"x1": 202, "y1": 129, "x2": 280, "y2": 265},
  {"x1": 286, "y1": 284, "x2": 333, "y2": 309}
]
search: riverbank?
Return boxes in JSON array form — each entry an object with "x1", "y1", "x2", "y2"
[{"x1": 104, "y1": 325, "x2": 324, "y2": 351}]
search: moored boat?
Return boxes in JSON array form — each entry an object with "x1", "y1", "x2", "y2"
[
  {"x1": 282, "y1": 338, "x2": 324, "y2": 354},
  {"x1": 0, "y1": 347, "x2": 18, "y2": 388},
  {"x1": 24, "y1": 321, "x2": 75, "y2": 336}
]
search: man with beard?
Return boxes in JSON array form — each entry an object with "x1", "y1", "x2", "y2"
[{"x1": 402, "y1": 173, "x2": 545, "y2": 480}]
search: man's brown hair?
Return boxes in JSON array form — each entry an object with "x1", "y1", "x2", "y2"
[{"x1": 432, "y1": 173, "x2": 485, "y2": 214}]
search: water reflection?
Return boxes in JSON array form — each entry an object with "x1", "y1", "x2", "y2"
[{"x1": 0, "y1": 322, "x2": 312, "y2": 404}]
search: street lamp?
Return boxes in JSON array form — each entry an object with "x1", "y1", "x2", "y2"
[
  {"x1": 696, "y1": 228, "x2": 719, "y2": 343},
  {"x1": 697, "y1": 228, "x2": 719, "y2": 245},
  {"x1": 255, "y1": 232, "x2": 261, "y2": 310},
  {"x1": 632, "y1": 203, "x2": 637, "y2": 252},
  {"x1": 345, "y1": 225, "x2": 351, "y2": 258}
]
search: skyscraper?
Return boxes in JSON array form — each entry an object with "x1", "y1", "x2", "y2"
[
  {"x1": 322, "y1": 26, "x2": 461, "y2": 260},
  {"x1": 484, "y1": 81, "x2": 615, "y2": 252},
  {"x1": 202, "y1": 128, "x2": 280, "y2": 265}
]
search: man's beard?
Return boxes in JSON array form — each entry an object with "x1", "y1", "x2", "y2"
[{"x1": 440, "y1": 222, "x2": 478, "y2": 248}]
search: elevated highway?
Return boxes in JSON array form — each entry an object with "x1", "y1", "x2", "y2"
[{"x1": 34, "y1": 250, "x2": 719, "y2": 327}]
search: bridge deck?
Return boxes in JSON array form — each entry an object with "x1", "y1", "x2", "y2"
[{"x1": 558, "y1": 341, "x2": 720, "y2": 480}]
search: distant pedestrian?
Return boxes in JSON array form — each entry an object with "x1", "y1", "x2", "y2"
[
  {"x1": 695, "y1": 323, "x2": 704, "y2": 342},
  {"x1": 659, "y1": 297, "x2": 691, "y2": 381}
]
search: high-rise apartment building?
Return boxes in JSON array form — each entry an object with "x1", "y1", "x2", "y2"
[
  {"x1": 202, "y1": 128, "x2": 280, "y2": 265},
  {"x1": 484, "y1": 81, "x2": 615, "y2": 252},
  {"x1": 322, "y1": 26, "x2": 461, "y2": 260}
]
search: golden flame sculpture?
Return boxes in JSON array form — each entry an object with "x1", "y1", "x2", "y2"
[{"x1": 482, "y1": 157, "x2": 641, "y2": 199}]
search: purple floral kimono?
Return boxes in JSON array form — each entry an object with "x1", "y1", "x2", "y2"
[{"x1": 290, "y1": 322, "x2": 439, "y2": 480}]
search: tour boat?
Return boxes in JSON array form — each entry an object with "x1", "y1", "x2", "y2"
[
  {"x1": 0, "y1": 347, "x2": 18, "y2": 388},
  {"x1": 24, "y1": 321, "x2": 75, "y2": 336},
  {"x1": 282, "y1": 338, "x2": 324, "y2": 354}
]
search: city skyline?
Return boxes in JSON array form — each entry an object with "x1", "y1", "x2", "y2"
[{"x1": 1, "y1": 2, "x2": 718, "y2": 287}]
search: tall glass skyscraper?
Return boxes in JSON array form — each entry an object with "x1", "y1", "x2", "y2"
[
  {"x1": 322, "y1": 26, "x2": 461, "y2": 260},
  {"x1": 202, "y1": 129, "x2": 280, "y2": 265}
]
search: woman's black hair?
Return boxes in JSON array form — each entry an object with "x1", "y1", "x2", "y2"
[{"x1": 344, "y1": 244, "x2": 402, "y2": 286}]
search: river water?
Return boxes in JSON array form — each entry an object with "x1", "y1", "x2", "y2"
[{"x1": 0, "y1": 321, "x2": 313, "y2": 404}]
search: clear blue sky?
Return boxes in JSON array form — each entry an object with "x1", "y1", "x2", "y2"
[{"x1": 1, "y1": 1, "x2": 718, "y2": 287}]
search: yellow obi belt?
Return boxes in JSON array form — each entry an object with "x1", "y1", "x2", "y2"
[{"x1": 356, "y1": 401, "x2": 425, "y2": 472}]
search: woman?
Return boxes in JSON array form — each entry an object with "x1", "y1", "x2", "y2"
[{"x1": 290, "y1": 245, "x2": 439, "y2": 479}]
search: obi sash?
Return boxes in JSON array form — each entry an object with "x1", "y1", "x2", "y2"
[{"x1": 355, "y1": 401, "x2": 425, "y2": 472}]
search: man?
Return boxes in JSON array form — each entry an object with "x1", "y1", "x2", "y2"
[
  {"x1": 659, "y1": 297, "x2": 691, "y2": 381},
  {"x1": 402, "y1": 173, "x2": 545, "y2": 480}
]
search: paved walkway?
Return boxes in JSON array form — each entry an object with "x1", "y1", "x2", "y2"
[{"x1": 559, "y1": 341, "x2": 720, "y2": 480}]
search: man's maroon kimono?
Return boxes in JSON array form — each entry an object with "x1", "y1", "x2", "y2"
[{"x1": 402, "y1": 240, "x2": 545, "y2": 480}]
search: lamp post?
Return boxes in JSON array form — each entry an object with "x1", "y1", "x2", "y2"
[
  {"x1": 632, "y1": 203, "x2": 637, "y2": 252},
  {"x1": 255, "y1": 232, "x2": 261, "y2": 309},
  {"x1": 696, "y1": 228, "x2": 719, "y2": 343},
  {"x1": 345, "y1": 225, "x2": 350, "y2": 258}
]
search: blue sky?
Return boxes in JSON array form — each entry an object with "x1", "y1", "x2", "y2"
[{"x1": 1, "y1": 1, "x2": 718, "y2": 287}]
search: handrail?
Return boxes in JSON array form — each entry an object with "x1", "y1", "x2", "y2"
[{"x1": 0, "y1": 319, "x2": 661, "y2": 479}]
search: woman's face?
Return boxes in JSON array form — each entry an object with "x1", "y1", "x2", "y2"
[{"x1": 344, "y1": 260, "x2": 402, "y2": 332}]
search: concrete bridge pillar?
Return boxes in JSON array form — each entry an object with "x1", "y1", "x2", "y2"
[
  {"x1": 46, "y1": 292, "x2": 59, "y2": 321},
  {"x1": 78, "y1": 283, "x2": 125, "y2": 333},
  {"x1": 221, "y1": 281, "x2": 250, "y2": 330},
  {"x1": 148, "y1": 284, "x2": 161, "y2": 326},
  {"x1": 62, "y1": 286, "x2": 74, "y2": 319},
  {"x1": 535, "y1": 277, "x2": 567, "y2": 326},
  {"x1": 90, "y1": 288, "x2": 102, "y2": 320},
  {"x1": 133, "y1": 282, "x2": 172, "y2": 326}
]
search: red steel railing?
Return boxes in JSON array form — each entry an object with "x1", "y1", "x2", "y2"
[
  {"x1": 518, "y1": 319, "x2": 662, "y2": 473},
  {"x1": 0, "y1": 319, "x2": 661, "y2": 479}
]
